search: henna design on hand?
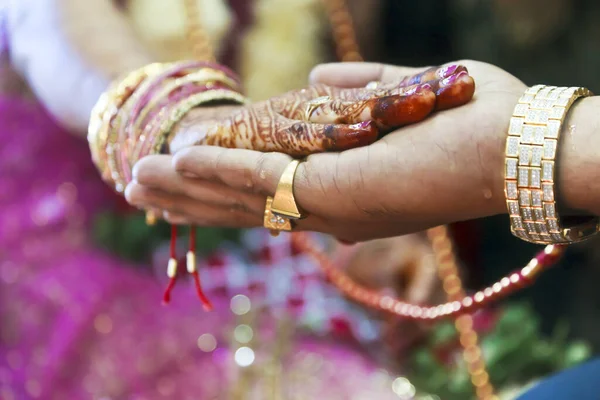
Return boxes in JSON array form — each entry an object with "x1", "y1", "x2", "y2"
[{"x1": 169, "y1": 64, "x2": 476, "y2": 156}]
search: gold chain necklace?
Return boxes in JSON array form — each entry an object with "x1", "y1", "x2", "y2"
[{"x1": 178, "y1": 1, "x2": 496, "y2": 398}]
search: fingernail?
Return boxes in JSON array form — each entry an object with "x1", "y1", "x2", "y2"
[
  {"x1": 180, "y1": 171, "x2": 199, "y2": 179},
  {"x1": 124, "y1": 182, "x2": 136, "y2": 202},
  {"x1": 415, "y1": 83, "x2": 432, "y2": 93},
  {"x1": 404, "y1": 85, "x2": 418, "y2": 95},
  {"x1": 437, "y1": 64, "x2": 458, "y2": 79},
  {"x1": 350, "y1": 120, "x2": 374, "y2": 130},
  {"x1": 441, "y1": 70, "x2": 468, "y2": 86}
]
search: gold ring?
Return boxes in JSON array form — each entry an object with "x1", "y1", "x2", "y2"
[
  {"x1": 304, "y1": 96, "x2": 331, "y2": 119},
  {"x1": 264, "y1": 159, "x2": 306, "y2": 236}
]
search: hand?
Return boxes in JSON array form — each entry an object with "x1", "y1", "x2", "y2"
[
  {"x1": 335, "y1": 234, "x2": 442, "y2": 305},
  {"x1": 127, "y1": 60, "x2": 523, "y2": 241},
  {"x1": 170, "y1": 64, "x2": 474, "y2": 156}
]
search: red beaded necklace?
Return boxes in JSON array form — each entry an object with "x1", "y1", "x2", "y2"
[{"x1": 293, "y1": 229, "x2": 564, "y2": 320}]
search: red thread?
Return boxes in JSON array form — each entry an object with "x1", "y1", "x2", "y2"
[
  {"x1": 170, "y1": 224, "x2": 177, "y2": 257},
  {"x1": 162, "y1": 276, "x2": 177, "y2": 304},
  {"x1": 162, "y1": 225, "x2": 179, "y2": 304},
  {"x1": 189, "y1": 225, "x2": 213, "y2": 310}
]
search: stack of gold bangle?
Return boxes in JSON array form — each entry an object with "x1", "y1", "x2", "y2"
[
  {"x1": 505, "y1": 85, "x2": 599, "y2": 244},
  {"x1": 88, "y1": 61, "x2": 247, "y2": 193}
]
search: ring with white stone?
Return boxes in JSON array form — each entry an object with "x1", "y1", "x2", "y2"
[{"x1": 264, "y1": 197, "x2": 293, "y2": 236}]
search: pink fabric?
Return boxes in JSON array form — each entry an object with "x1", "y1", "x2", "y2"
[{"x1": 0, "y1": 93, "x2": 410, "y2": 399}]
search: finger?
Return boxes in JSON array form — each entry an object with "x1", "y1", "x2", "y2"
[
  {"x1": 172, "y1": 146, "x2": 362, "y2": 220},
  {"x1": 304, "y1": 70, "x2": 475, "y2": 128},
  {"x1": 431, "y1": 71, "x2": 476, "y2": 111},
  {"x1": 132, "y1": 154, "x2": 181, "y2": 189},
  {"x1": 309, "y1": 62, "x2": 424, "y2": 87},
  {"x1": 173, "y1": 147, "x2": 431, "y2": 239},
  {"x1": 399, "y1": 64, "x2": 467, "y2": 87},
  {"x1": 162, "y1": 211, "x2": 190, "y2": 226},
  {"x1": 276, "y1": 119, "x2": 379, "y2": 154},
  {"x1": 309, "y1": 62, "x2": 464, "y2": 88},
  {"x1": 131, "y1": 154, "x2": 266, "y2": 212},
  {"x1": 172, "y1": 147, "x2": 293, "y2": 196},
  {"x1": 126, "y1": 183, "x2": 263, "y2": 228},
  {"x1": 305, "y1": 83, "x2": 436, "y2": 129},
  {"x1": 307, "y1": 64, "x2": 468, "y2": 105},
  {"x1": 190, "y1": 103, "x2": 380, "y2": 156},
  {"x1": 171, "y1": 146, "x2": 378, "y2": 223}
]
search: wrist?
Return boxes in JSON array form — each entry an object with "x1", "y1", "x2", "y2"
[
  {"x1": 482, "y1": 85, "x2": 528, "y2": 218},
  {"x1": 557, "y1": 96, "x2": 600, "y2": 216}
]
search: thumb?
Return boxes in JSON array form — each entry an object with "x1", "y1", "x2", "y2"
[{"x1": 309, "y1": 62, "x2": 424, "y2": 88}]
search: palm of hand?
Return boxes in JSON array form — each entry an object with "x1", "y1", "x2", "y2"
[{"x1": 299, "y1": 61, "x2": 527, "y2": 240}]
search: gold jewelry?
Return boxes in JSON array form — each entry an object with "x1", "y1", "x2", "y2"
[
  {"x1": 264, "y1": 197, "x2": 293, "y2": 236},
  {"x1": 145, "y1": 210, "x2": 157, "y2": 226},
  {"x1": 264, "y1": 159, "x2": 305, "y2": 235},
  {"x1": 131, "y1": 69, "x2": 240, "y2": 140},
  {"x1": 153, "y1": 89, "x2": 248, "y2": 155},
  {"x1": 89, "y1": 63, "x2": 166, "y2": 191},
  {"x1": 505, "y1": 85, "x2": 600, "y2": 244},
  {"x1": 304, "y1": 96, "x2": 331, "y2": 119}
]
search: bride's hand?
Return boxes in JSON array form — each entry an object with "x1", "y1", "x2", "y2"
[
  {"x1": 127, "y1": 61, "x2": 522, "y2": 241},
  {"x1": 169, "y1": 64, "x2": 474, "y2": 156}
]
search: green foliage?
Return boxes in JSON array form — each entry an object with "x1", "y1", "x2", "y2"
[
  {"x1": 92, "y1": 211, "x2": 242, "y2": 262},
  {"x1": 408, "y1": 303, "x2": 592, "y2": 400}
]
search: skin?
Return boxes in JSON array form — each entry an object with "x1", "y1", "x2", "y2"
[
  {"x1": 8, "y1": 0, "x2": 382, "y2": 135},
  {"x1": 8, "y1": 0, "x2": 446, "y2": 303},
  {"x1": 132, "y1": 60, "x2": 600, "y2": 241},
  {"x1": 169, "y1": 65, "x2": 475, "y2": 157},
  {"x1": 127, "y1": 60, "x2": 524, "y2": 241}
]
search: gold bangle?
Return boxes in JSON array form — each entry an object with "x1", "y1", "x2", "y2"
[
  {"x1": 88, "y1": 63, "x2": 166, "y2": 191},
  {"x1": 130, "y1": 68, "x2": 240, "y2": 155},
  {"x1": 505, "y1": 85, "x2": 600, "y2": 244},
  {"x1": 152, "y1": 89, "x2": 248, "y2": 155},
  {"x1": 132, "y1": 69, "x2": 239, "y2": 131}
]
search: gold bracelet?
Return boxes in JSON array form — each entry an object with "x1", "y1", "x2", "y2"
[
  {"x1": 505, "y1": 85, "x2": 599, "y2": 244},
  {"x1": 152, "y1": 89, "x2": 248, "y2": 155},
  {"x1": 130, "y1": 69, "x2": 239, "y2": 146},
  {"x1": 88, "y1": 63, "x2": 166, "y2": 191}
]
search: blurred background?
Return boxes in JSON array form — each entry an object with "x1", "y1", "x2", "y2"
[
  {"x1": 2, "y1": 0, "x2": 600, "y2": 399},
  {"x1": 372, "y1": 0, "x2": 600, "y2": 352}
]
